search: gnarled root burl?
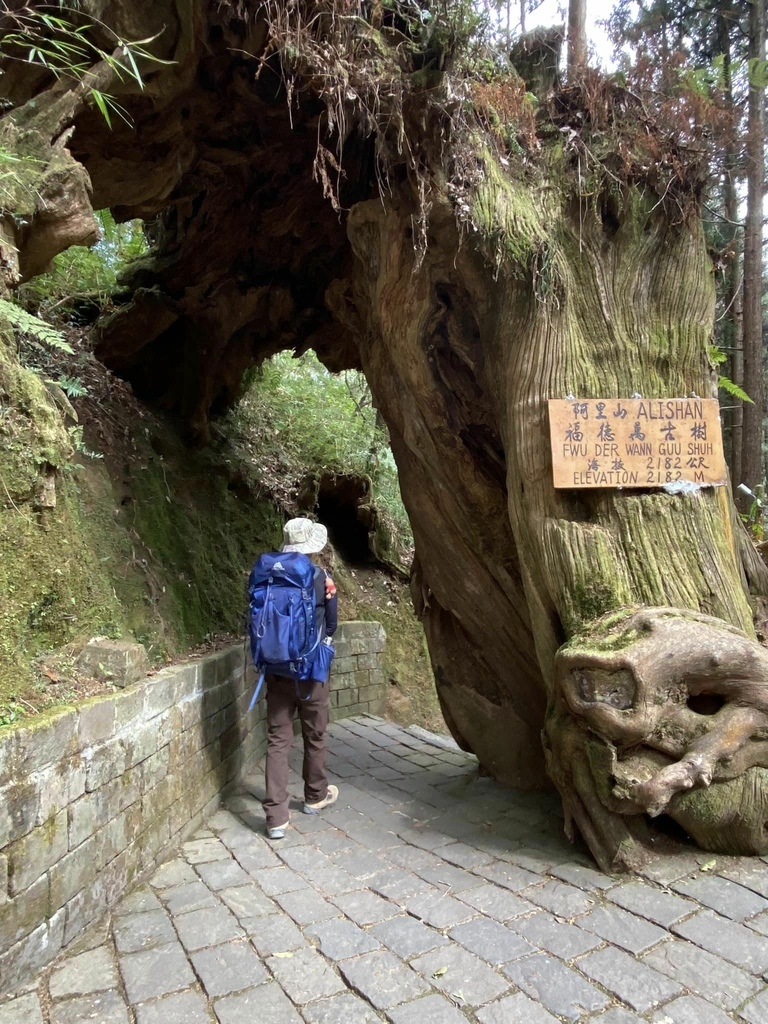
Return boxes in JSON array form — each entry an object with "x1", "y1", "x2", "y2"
[{"x1": 544, "y1": 607, "x2": 768, "y2": 871}]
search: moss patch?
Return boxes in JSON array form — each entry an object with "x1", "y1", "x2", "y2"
[{"x1": 0, "y1": 323, "x2": 282, "y2": 708}]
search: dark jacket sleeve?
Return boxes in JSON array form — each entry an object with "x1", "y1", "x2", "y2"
[
  {"x1": 325, "y1": 588, "x2": 338, "y2": 637},
  {"x1": 313, "y1": 567, "x2": 338, "y2": 638}
]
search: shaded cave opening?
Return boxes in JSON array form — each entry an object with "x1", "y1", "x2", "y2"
[
  {"x1": 314, "y1": 473, "x2": 374, "y2": 566},
  {"x1": 297, "y1": 471, "x2": 385, "y2": 567}
]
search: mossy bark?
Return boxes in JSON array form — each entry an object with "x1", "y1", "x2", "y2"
[{"x1": 343, "y1": 155, "x2": 768, "y2": 862}]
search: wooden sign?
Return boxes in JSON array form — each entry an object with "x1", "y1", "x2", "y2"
[{"x1": 548, "y1": 398, "x2": 727, "y2": 490}]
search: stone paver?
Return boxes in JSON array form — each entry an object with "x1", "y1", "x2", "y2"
[
  {"x1": 50, "y1": 991, "x2": 129, "y2": 1024},
  {"x1": 0, "y1": 994, "x2": 44, "y2": 1024},
  {"x1": 119, "y1": 942, "x2": 196, "y2": 1003},
  {"x1": 457, "y1": 882, "x2": 536, "y2": 921},
  {"x1": 410, "y1": 943, "x2": 510, "y2": 1006},
  {"x1": 213, "y1": 982, "x2": 302, "y2": 1024},
  {"x1": 672, "y1": 874, "x2": 768, "y2": 922},
  {"x1": 641, "y1": 937, "x2": 761, "y2": 1011},
  {"x1": 113, "y1": 910, "x2": 177, "y2": 954},
  {"x1": 266, "y1": 946, "x2": 346, "y2": 1003},
  {"x1": 134, "y1": 989, "x2": 213, "y2": 1024},
  {"x1": 192, "y1": 940, "x2": 269, "y2": 997},
  {"x1": 331, "y1": 888, "x2": 400, "y2": 925},
  {"x1": 246, "y1": 912, "x2": 306, "y2": 955},
  {"x1": 301, "y1": 992, "x2": 381, "y2": 1024},
  {"x1": 673, "y1": 909, "x2": 768, "y2": 973},
  {"x1": 503, "y1": 952, "x2": 610, "y2": 1020},
  {"x1": 176, "y1": 904, "x2": 243, "y2": 952},
  {"x1": 388, "y1": 993, "x2": 471, "y2": 1024},
  {"x1": 475, "y1": 991, "x2": 559, "y2": 1023},
  {"x1": 306, "y1": 917, "x2": 381, "y2": 959},
  {"x1": 578, "y1": 946, "x2": 683, "y2": 1012},
  {"x1": 371, "y1": 914, "x2": 448, "y2": 958},
  {"x1": 449, "y1": 917, "x2": 534, "y2": 964},
  {"x1": 508, "y1": 910, "x2": 601, "y2": 958},
  {"x1": 606, "y1": 880, "x2": 697, "y2": 928},
  {"x1": 219, "y1": 883, "x2": 276, "y2": 920},
  {"x1": 115, "y1": 886, "x2": 163, "y2": 916},
  {"x1": 23, "y1": 715, "x2": 768, "y2": 1024},
  {"x1": 150, "y1": 858, "x2": 198, "y2": 888},
  {"x1": 49, "y1": 945, "x2": 118, "y2": 999},
  {"x1": 649, "y1": 994, "x2": 734, "y2": 1024},
  {"x1": 339, "y1": 949, "x2": 431, "y2": 1009},
  {"x1": 740, "y1": 988, "x2": 768, "y2": 1024},
  {"x1": 577, "y1": 903, "x2": 668, "y2": 954},
  {"x1": 161, "y1": 881, "x2": 219, "y2": 916}
]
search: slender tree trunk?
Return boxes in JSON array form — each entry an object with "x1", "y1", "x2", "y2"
[
  {"x1": 718, "y1": 13, "x2": 744, "y2": 486},
  {"x1": 741, "y1": 0, "x2": 766, "y2": 501},
  {"x1": 520, "y1": 0, "x2": 525, "y2": 35},
  {"x1": 568, "y1": 0, "x2": 587, "y2": 74}
]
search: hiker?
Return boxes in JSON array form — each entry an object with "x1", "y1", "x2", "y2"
[{"x1": 253, "y1": 518, "x2": 339, "y2": 840}]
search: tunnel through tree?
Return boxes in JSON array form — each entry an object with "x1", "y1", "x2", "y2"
[{"x1": 3, "y1": 0, "x2": 768, "y2": 871}]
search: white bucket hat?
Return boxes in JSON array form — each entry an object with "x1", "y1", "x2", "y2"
[{"x1": 281, "y1": 517, "x2": 328, "y2": 554}]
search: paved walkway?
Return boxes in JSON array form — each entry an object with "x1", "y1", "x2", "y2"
[{"x1": 4, "y1": 715, "x2": 768, "y2": 1024}]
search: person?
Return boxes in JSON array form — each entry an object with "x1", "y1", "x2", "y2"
[{"x1": 263, "y1": 518, "x2": 339, "y2": 840}]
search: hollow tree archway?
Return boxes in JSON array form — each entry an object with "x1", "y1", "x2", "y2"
[{"x1": 4, "y1": 0, "x2": 768, "y2": 869}]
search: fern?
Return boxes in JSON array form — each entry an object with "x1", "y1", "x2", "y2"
[
  {"x1": 709, "y1": 346, "x2": 753, "y2": 404},
  {"x1": 0, "y1": 298, "x2": 74, "y2": 353},
  {"x1": 50, "y1": 375, "x2": 88, "y2": 398},
  {"x1": 718, "y1": 376, "x2": 753, "y2": 404},
  {"x1": 708, "y1": 344, "x2": 727, "y2": 367}
]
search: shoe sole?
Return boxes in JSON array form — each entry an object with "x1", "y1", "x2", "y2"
[{"x1": 303, "y1": 786, "x2": 339, "y2": 815}]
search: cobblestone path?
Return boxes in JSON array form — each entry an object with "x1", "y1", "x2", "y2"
[{"x1": 4, "y1": 715, "x2": 768, "y2": 1024}]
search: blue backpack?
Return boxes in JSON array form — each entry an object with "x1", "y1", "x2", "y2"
[{"x1": 246, "y1": 552, "x2": 322, "y2": 709}]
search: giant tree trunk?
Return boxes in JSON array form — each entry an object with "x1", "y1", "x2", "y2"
[
  {"x1": 4, "y1": 1, "x2": 768, "y2": 870},
  {"x1": 341, "y1": 166, "x2": 768, "y2": 869}
]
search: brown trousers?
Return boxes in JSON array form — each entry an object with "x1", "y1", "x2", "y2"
[{"x1": 263, "y1": 675, "x2": 330, "y2": 828}]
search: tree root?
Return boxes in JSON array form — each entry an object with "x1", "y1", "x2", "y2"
[{"x1": 545, "y1": 607, "x2": 768, "y2": 866}]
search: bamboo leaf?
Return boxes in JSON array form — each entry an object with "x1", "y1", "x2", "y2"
[
  {"x1": 89, "y1": 88, "x2": 112, "y2": 128},
  {"x1": 122, "y1": 45, "x2": 145, "y2": 89}
]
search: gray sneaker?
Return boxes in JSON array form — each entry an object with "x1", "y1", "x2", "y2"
[
  {"x1": 267, "y1": 822, "x2": 289, "y2": 840},
  {"x1": 303, "y1": 785, "x2": 339, "y2": 815}
]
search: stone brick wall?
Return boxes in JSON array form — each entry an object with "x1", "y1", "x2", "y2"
[
  {"x1": 307, "y1": 621, "x2": 387, "y2": 726},
  {"x1": 0, "y1": 620, "x2": 387, "y2": 992}
]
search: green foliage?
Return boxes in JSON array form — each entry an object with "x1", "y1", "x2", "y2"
[
  {"x1": 0, "y1": 3, "x2": 173, "y2": 128},
  {"x1": 709, "y1": 345, "x2": 753, "y2": 404},
  {"x1": 227, "y1": 352, "x2": 412, "y2": 553},
  {"x1": 747, "y1": 57, "x2": 768, "y2": 89},
  {"x1": 718, "y1": 375, "x2": 753, "y2": 404},
  {"x1": 740, "y1": 485, "x2": 764, "y2": 541},
  {"x1": 20, "y1": 210, "x2": 148, "y2": 308},
  {"x1": 51, "y1": 375, "x2": 88, "y2": 399},
  {"x1": 0, "y1": 700, "x2": 21, "y2": 728},
  {"x1": 0, "y1": 299, "x2": 73, "y2": 353}
]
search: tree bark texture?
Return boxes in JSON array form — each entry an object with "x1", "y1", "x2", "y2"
[
  {"x1": 717, "y1": 13, "x2": 744, "y2": 487},
  {"x1": 741, "y1": 0, "x2": 766, "y2": 498},
  {"x1": 3, "y1": 1, "x2": 768, "y2": 869},
  {"x1": 340, "y1": 170, "x2": 768, "y2": 866},
  {"x1": 567, "y1": 0, "x2": 588, "y2": 73}
]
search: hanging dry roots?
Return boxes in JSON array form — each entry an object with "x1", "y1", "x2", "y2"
[{"x1": 544, "y1": 607, "x2": 768, "y2": 871}]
